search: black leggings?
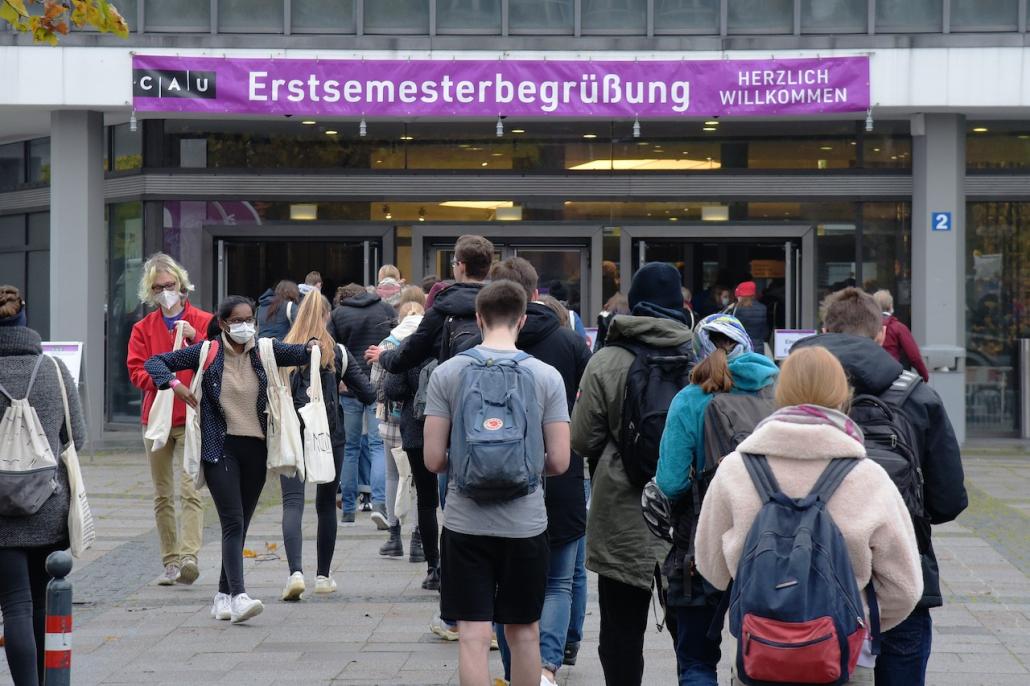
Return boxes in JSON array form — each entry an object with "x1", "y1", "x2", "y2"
[
  {"x1": 280, "y1": 441, "x2": 345, "y2": 577},
  {"x1": 0, "y1": 546, "x2": 57, "y2": 686},
  {"x1": 405, "y1": 447, "x2": 440, "y2": 569},
  {"x1": 203, "y1": 436, "x2": 268, "y2": 596}
]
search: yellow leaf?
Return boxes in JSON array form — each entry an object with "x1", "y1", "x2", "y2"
[
  {"x1": 265, "y1": 542, "x2": 278, "y2": 551},
  {"x1": 0, "y1": 3, "x2": 23, "y2": 25},
  {"x1": 5, "y1": 0, "x2": 28, "y2": 18},
  {"x1": 242, "y1": 548, "x2": 257, "y2": 558}
]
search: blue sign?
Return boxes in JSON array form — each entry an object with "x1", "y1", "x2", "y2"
[{"x1": 932, "y1": 212, "x2": 952, "y2": 232}]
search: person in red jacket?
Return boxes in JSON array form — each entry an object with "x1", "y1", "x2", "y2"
[
  {"x1": 126, "y1": 253, "x2": 214, "y2": 586},
  {"x1": 873, "y1": 289, "x2": 930, "y2": 382}
]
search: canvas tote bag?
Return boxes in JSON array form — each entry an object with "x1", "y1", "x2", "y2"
[
  {"x1": 258, "y1": 338, "x2": 304, "y2": 480},
  {"x1": 182, "y1": 340, "x2": 212, "y2": 490},
  {"x1": 0, "y1": 355, "x2": 59, "y2": 516},
  {"x1": 144, "y1": 321, "x2": 186, "y2": 450},
  {"x1": 52, "y1": 356, "x2": 96, "y2": 557},
  {"x1": 298, "y1": 345, "x2": 336, "y2": 484}
]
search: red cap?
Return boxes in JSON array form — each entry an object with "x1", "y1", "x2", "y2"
[{"x1": 735, "y1": 281, "x2": 757, "y2": 298}]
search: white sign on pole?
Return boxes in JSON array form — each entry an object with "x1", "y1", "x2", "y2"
[
  {"x1": 774, "y1": 330, "x2": 818, "y2": 360},
  {"x1": 42, "y1": 342, "x2": 84, "y2": 385}
]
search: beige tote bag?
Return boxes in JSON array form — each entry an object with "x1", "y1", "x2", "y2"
[
  {"x1": 53, "y1": 357, "x2": 96, "y2": 557},
  {"x1": 144, "y1": 321, "x2": 186, "y2": 450}
]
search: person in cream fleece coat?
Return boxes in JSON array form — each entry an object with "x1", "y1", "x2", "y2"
[{"x1": 694, "y1": 346, "x2": 923, "y2": 678}]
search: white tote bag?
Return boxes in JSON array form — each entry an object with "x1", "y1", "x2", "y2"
[
  {"x1": 52, "y1": 357, "x2": 96, "y2": 558},
  {"x1": 258, "y1": 338, "x2": 305, "y2": 480},
  {"x1": 182, "y1": 340, "x2": 211, "y2": 491},
  {"x1": 298, "y1": 345, "x2": 336, "y2": 485},
  {"x1": 392, "y1": 445, "x2": 412, "y2": 522},
  {"x1": 144, "y1": 321, "x2": 186, "y2": 450}
]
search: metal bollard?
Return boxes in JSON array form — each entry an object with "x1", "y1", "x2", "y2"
[{"x1": 43, "y1": 550, "x2": 74, "y2": 686}]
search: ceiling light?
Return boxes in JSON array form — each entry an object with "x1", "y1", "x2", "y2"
[
  {"x1": 972, "y1": 127, "x2": 988, "y2": 133},
  {"x1": 129, "y1": 110, "x2": 137, "y2": 132},
  {"x1": 490, "y1": 152, "x2": 504, "y2": 157},
  {"x1": 382, "y1": 204, "x2": 391, "y2": 220},
  {"x1": 669, "y1": 217, "x2": 679, "y2": 221},
  {"x1": 496, "y1": 116, "x2": 504, "y2": 137},
  {"x1": 820, "y1": 146, "x2": 833, "y2": 151},
  {"x1": 703, "y1": 127, "x2": 717, "y2": 132},
  {"x1": 440, "y1": 201, "x2": 514, "y2": 210},
  {"x1": 1019, "y1": 135, "x2": 1030, "y2": 139},
  {"x1": 704, "y1": 120, "x2": 719, "y2": 126},
  {"x1": 418, "y1": 207, "x2": 425, "y2": 222},
  {"x1": 865, "y1": 107, "x2": 874, "y2": 132},
  {"x1": 512, "y1": 128, "x2": 526, "y2": 134},
  {"x1": 324, "y1": 130, "x2": 338, "y2": 135},
  {"x1": 583, "y1": 133, "x2": 597, "y2": 139},
  {"x1": 289, "y1": 203, "x2": 317, "y2": 221},
  {"x1": 400, "y1": 135, "x2": 414, "y2": 141},
  {"x1": 301, "y1": 120, "x2": 317, "y2": 125},
  {"x1": 359, "y1": 117, "x2": 366, "y2": 137},
  {"x1": 481, "y1": 162, "x2": 488, "y2": 166},
  {"x1": 632, "y1": 117, "x2": 641, "y2": 139},
  {"x1": 568, "y1": 158, "x2": 723, "y2": 171},
  {"x1": 702, "y1": 205, "x2": 729, "y2": 221},
  {"x1": 873, "y1": 147, "x2": 881, "y2": 152}
]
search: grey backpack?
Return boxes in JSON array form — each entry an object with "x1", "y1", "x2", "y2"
[
  {"x1": 449, "y1": 349, "x2": 544, "y2": 503},
  {"x1": 0, "y1": 355, "x2": 60, "y2": 516},
  {"x1": 412, "y1": 358, "x2": 439, "y2": 421}
]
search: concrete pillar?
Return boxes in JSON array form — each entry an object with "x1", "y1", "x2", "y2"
[
  {"x1": 911, "y1": 113, "x2": 966, "y2": 444},
  {"x1": 50, "y1": 111, "x2": 105, "y2": 446}
]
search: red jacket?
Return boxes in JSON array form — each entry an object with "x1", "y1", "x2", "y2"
[
  {"x1": 882, "y1": 314, "x2": 930, "y2": 383},
  {"x1": 127, "y1": 300, "x2": 214, "y2": 427}
]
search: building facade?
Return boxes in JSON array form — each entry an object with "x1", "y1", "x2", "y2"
[{"x1": 2, "y1": 0, "x2": 1029, "y2": 443}]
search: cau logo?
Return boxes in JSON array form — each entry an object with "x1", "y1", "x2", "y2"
[{"x1": 133, "y1": 69, "x2": 217, "y2": 99}]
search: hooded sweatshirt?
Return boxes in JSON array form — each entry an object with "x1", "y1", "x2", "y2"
[{"x1": 379, "y1": 281, "x2": 483, "y2": 374}]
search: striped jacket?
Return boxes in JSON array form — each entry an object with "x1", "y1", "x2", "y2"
[{"x1": 144, "y1": 337, "x2": 310, "y2": 463}]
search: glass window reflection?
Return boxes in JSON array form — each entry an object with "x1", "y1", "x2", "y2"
[
  {"x1": 437, "y1": 0, "x2": 501, "y2": 33},
  {"x1": 509, "y1": 0, "x2": 574, "y2": 33},
  {"x1": 581, "y1": 0, "x2": 647, "y2": 34}
]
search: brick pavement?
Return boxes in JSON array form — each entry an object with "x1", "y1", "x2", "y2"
[{"x1": 1, "y1": 446, "x2": 1029, "y2": 685}]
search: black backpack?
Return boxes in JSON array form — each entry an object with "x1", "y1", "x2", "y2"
[
  {"x1": 438, "y1": 314, "x2": 480, "y2": 363},
  {"x1": 610, "y1": 340, "x2": 693, "y2": 489},
  {"x1": 848, "y1": 370, "x2": 925, "y2": 518}
]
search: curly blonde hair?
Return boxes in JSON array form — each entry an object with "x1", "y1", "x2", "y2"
[{"x1": 138, "y1": 253, "x2": 194, "y2": 306}]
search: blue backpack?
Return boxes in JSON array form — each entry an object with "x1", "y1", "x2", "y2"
[
  {"x1": 728, "y1": 454, "x2": 880, "y2": 686},
  {"x1": 449, "y1": 349, "x2": 544, "y2": 503}
]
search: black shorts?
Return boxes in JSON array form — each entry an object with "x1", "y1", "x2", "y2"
[{"x1": 440, "y1": 528, "x2": 549, "y2": 625}]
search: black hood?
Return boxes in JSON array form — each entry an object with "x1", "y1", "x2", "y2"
[
  {"x1": 431, "y1": 282, "x2": 482, "y2": 317},
  {"x1": 517, "y1": 302, "x2": 561, "y2": 348},
  {"x1": 257, "y1": 288, "x2": 275, "y2": 306},
  {"x1": 792, "y1": 332, "x2": 903, "y2": 395},
  {"x1": 342, "y1": 291, "x2": 382, "y2": 308}
]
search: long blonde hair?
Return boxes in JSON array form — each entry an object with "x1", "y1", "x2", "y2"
[
  {"x1": 284, "y1": 291, "x2": 336, "y2": 371},
  {"x1": 137, "y1": 252, "x2": 194, "y2": 306},
  {"x1": 776, "y1": 346, "x2": 852, "y2": 411}
]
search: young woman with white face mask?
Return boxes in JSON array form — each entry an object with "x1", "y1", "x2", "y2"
[{"x1": 144, "y1": 295, "x2": 316, "y2": 624}]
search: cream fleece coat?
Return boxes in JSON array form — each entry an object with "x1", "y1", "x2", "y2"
[{"x1": 694, "y1": 418, "x2": 923, "y2": 632}]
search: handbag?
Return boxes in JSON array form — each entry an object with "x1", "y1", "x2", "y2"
[
  {"x1": 392, "y1": 445, "x2": 412, "y2": 522},
  {"x1": 258, "y1": 338, "x2": 305, "y2": 480},
  {"x1": 298, "y1": 345, "x2": 336, "y2": 485},
  {"x1": 144, "y1": 321, "x2": 186, "y2": 450},
  {"x1": 182, "y1": 340, "x2": 214, "y2": 490},
  {"x1": 52, "y1": 356, "x2": 96, "y2": 558}
]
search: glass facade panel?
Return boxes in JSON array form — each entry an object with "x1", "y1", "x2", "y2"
[
  {"x1": 861, "y1": 202, "x2": 912, "y2": 325},
  {"x1": 0, "y1": 142, "x2": 25, "y2": 190},
  {"x1": 219, "y1": 0, "x2": 284, "y2": 32},
  {"x1": 728, "y1": 0, "x2": 794, "y2": 34},
  {"x1": 801, "y1": 0, "x2": 867, "y2": 33},
  {"x1": 292, "y1": 0, "x2": 355, "y2": 32},
  {"x1": 951, "y1": 0, "x2": 1018, "y2": 31},
  {"x1": 966, "y1": 202, "x2": 1030, "y2": 435},
  {"x1": 581, "y1": 0, "x2": 647, "y2": 34},
  {"x1": 876, "y1": 0, "x2": 942, "y2": 33},
  {"x1": 112, "y1": 123, "x2": 142, "y2": 171},
  {"x1": 26, "y1": 250, "x2": 49, "y2": 341},
  {"x1": 437, "y1": 0, "x2": 501, "y2": 32},
  {"x1": 144, "y1": 0, "x2": 210, "y2": 30},
  {"x1": 27, "y1": 211, "x2": 49, "y2": 249},
  {"x1": 364, "y1": 0, "x2": 430, "y2": 33},
  {"x1": 508, "y1": 0, "x2": 574, "y2": 33},
  {"x1": 0, "y1": 214, "x2": 24, "y2": 248},
  {"x1": 27, "y1": 138, "x2": 50, "y2": 184},
  {"x1": 654, "y1": 0, "x2": 720, "y2": 33},
  {"x1": 967, "y1": 123, "x2": 1030, "y2": 170},
  {"x1": 107, "y1": 202, "x2": 145, "y2": 423}
]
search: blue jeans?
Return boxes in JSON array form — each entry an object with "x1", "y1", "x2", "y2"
[
  {"x1": 874, "y1": 607, "x2": 932, "y2": 686},
  {"x1": 673, "y1": 604, "x2": 721, "y2": 686},
  {"x1": 339, "y1": 395, "x2": 385, "y2": 512},
  {"x1": 567, "y1": 536, "x2": 587, "y2": 646}
]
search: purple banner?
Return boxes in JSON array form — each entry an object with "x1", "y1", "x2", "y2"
[{"x1": 132, "y1": 54, "x2": 869, "y2": 118}]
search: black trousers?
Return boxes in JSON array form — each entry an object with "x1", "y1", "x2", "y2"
[
  {"x1": 203, "y1": 436, "x2": 268, "y2": 596},
  {"x1": 0, "y1": 546, "x2": 58, "y2": 686},
  {"x1": 280, "y1": 440, "x2": 345, "y2": 577},
  {"x1": 597, "y1": 571, "x2": 678, "y2": 686},
  {"x1": 405, "y1": 447, "x2": 440, "y2": 569}
]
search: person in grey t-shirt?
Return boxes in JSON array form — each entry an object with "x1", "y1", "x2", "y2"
[{"x1": 423, "y1": 279, "x2": 570, "y2": 686}]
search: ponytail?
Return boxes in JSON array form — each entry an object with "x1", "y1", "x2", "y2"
[{"x1": 691, "y1": 347, "x2": 734, "y2": 394}]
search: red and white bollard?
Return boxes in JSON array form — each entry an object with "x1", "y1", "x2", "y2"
[{"x1": 43, "y1": 550, "x2": 73, "y2": 686}]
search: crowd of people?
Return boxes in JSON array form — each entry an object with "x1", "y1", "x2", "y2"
[{"x1": 0, "y1": 234, "x2": 967, "y2": 686}]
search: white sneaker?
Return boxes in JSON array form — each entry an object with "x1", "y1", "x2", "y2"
[
  {"x1": 540, "y1": 673, "x2": 557, "y2": 686},
  {"x1": 230, "y1": 593, "x2": 264, "y2": 624},
  {"x1": 314, "y1": 575, "x2": 337, "y2": 594},
  {"x1": 429, "y1": 613, "x2": 459, "y2": 641},
  {"x1": 281, "y1": 571, "x2": 305, "y2": 601},
  {"x1": 211, "y1": 593, "x2": 231, "y2": 621}
]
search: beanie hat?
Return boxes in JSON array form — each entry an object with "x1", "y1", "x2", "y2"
[
  {"x1": 693, "y1": 313, "x2": 753, "y2": 361},
  {"x1": 735, "y1": 281, "x2": 757, "y2": 298},
  {"x1": 628, "y1": 263, "x2": 683, "y2": 312}
]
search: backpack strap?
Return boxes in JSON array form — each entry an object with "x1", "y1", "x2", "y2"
[
  {"x1": 202, "y1": 340, "x2": 220, "y2": 371},
  {"x1": 808, "y1": 458, "x2": 860, "y2": 503},
  {"x1": 336, "y1": 343, "x2": 349, "y2": 377},
  {"x1": 741, "y1": 453, "x2": 781, "y2": 502},
  {"x1": 880, "y1": 369, "x2": 921, "y2": 409},
  {"x1": 866, "y1": 584, "x2": 882, "y2": 654},
  {"x1": 459, "y1": 348, "x2": 487, "y2": 364}
]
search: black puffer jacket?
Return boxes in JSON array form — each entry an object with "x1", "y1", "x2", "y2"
[
  {"x1": 329, "y1": 292, "x2": 396, "y2": 377},
  {"x1": 379, "y1": 282, "x2": 482, "y2": 373},
  {"x1": 793, "y1": 333, "x2": 968, "y2": 609},
  {"x1": 384, "y1": 359, "x2": 433, "y2": 451},
  {"x1": 462, "y1": 302, "x2": 593, "y2": 546}
]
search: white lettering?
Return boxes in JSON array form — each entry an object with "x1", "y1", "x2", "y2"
[
  {"x1": 249, "y1": 72, "x2": 268, "y2": 101},
  {"x1": 139, "y1": 75, "x2": 153, "y2": 91},
  {"x1": 271, "y1": 79, "x2": 286, "y2": 100},
  {"x1": 167, "y1": 77, "x2": 182, "y2": 92},
  {"x1": 323, "y1": 80, "x2": 340, "y2": 103},
  {"x1": 670, "y1": 81, "x2": 690, "y2": 112},
  {"x1": 455, "y1": 81, "x2": 474, "y2": 103},
  {"x1": 518, "y1": 81, "x2": 536, "y2": 102},
  {"x1": 343, "y1": 80, "x2": 362, "y2": 103},
  {"x1": 421, "y1": 81, "x2": 439, "y2": 103},
  {"x1": 540, "y1": 81, "x2": 558, "y2": 112},
  {"x1": 399, "y1": 81, "x2": 418, "y2": 103},
  {"x1": 368, "y1": 80, "x2": 395, "y2": 102},
  {"x1": 287, "y1": 79, "x2": 305, "y2": 102},
  {"x1": 495, "y1": 74, "x2": 514, "y2": 103}
]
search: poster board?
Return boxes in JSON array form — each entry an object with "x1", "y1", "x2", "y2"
[
  {"x1": 42, "y1": 342, "x2": 83, "y2": 385},
  {"x1": 774, "y1": 330, "x2": 817, "y2": 360}
]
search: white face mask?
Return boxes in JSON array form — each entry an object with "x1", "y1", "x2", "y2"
[
  {"x1": 721, "y1": 296, "x2": 731, "y2": 306},
  {"x1": 227, "y1": 322, "x2": 256, "y2": 344},
  {"x1": 156, "y1": 290, "x2": 181, "y2": 310}
]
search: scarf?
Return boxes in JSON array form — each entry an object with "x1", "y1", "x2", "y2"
[
  {"x1": 631, "y1": 300, "x2": 690, "y2": 325},
  {"x1": 756, "y1": 404, "x2": 865, "y2": 445}
]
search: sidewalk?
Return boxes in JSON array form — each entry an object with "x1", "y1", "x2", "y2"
[{"x1": 2, "y1": 445, "x2": 1029, "y2": 685}]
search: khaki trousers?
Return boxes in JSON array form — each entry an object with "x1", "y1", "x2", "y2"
[{"x1": 143, "y1": 425, "x2": 205, "y2": 566}]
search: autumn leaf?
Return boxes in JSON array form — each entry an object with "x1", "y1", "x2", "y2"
[
  {"x1": 5, "y1": 0, "x2": 28, "y2": 18},
  {"x1": 242, "y1": 548, "x2": 257, "y2": 558}
]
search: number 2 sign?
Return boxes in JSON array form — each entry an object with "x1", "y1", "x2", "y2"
[{"x1": 932, "y1": 212, "x2": 952, "y2": 232}]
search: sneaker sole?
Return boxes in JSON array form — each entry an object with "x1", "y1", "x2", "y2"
[
  {"x1": 178, "y1": 562, "x2": 199, "y2": 585},
  {"x1": 157, "y1": 576, "x2": 177, "y2": 586},
  {"x1": 409, "y1": 555, "x2": 426, "y2": 564},
  {"x1": 313, "y1": 585, "x2": 337, "y2": 594},
  {"x1": 430, "y1": 625, "x2": 459, "y2": 641},
  {"x1": 370, "y1": 512, "x2": 389, "y2": 530},
  {"x1": 212, "y1": 609, "x2": 231, "y2": 621},
  {"x1": 281, "y1": 580, "x2": 305, "y2": 602},
  {"x1": 231, "y1": 602, "x2": 264, "y2": 624},
  {"x1": 379, "y1": 549, "x2": 404, "y2": 558}
]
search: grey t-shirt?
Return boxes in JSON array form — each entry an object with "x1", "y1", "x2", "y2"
[{"x1": 424, "y1": 346, "x2": 570, "y2": 538}]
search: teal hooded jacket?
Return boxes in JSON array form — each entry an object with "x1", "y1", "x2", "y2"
[{"x1": 656, "y1": 352, "x2": 779, "y2": 500}]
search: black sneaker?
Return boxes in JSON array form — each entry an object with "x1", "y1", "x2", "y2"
[
  {"x1": 358, "y1": 493, "x2": 373, "y2": 512},
  {"x1": 563, "y1": 642, "x2": 580, "y2": 666},
  {"x1": 421, "y1": 566, "x2": 441, "y2": 591}
]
